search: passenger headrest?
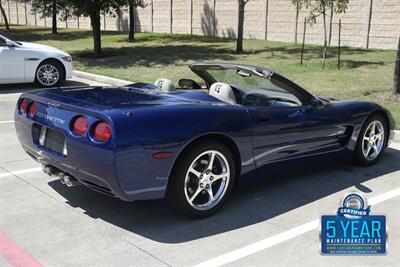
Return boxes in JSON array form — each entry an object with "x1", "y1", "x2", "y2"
[
  {"x1": 154, "y1": 79, "x2": 176, "y2": 92},
  {"x1": 209, "y1": 82, "x2": 236, "y2": 105}
]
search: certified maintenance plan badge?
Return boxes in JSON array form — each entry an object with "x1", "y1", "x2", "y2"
[{"x1": 321, "y1": 192, "x2": 387, "y2": 255}]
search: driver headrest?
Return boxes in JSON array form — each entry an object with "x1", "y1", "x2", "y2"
[
  {"x1": 209, "y1": 82, "x2": 236, "y2": 105},
  {"x1": 154, "y1": 79, "x2": 176, "y2": 92}
]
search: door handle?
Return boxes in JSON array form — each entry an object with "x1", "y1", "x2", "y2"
[{"x1": 257, "y1": 113, "x2": 271, "y2": 121}]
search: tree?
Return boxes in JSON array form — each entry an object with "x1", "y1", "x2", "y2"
[
  {"x1": 394, "y1": 37, "x2": 400, "y2": 95},
  {"x1": 29, "y1": 0, "x2": 68, "y2": 34},
  {"x1": 0, "y1": 1, "x2": 10, "y2": 30},
  {"x1": 68, "y1": 0, "x2": 124, "y2": 56},
  {"x1": 292, "y1": 0, "x2": 349, "y2": 68},
  {"x1": 51, "y1": 0, "x2": 57, "y2": 34},
  {"x1": 126, "y1": 0, "x2": 146, "y2": 42},
  {"x1": 236, "y1": 0, "x2": 251, "y2": 53},
  {"x1": 328, "y1": 2, "x2": 333, "y2": 45}
]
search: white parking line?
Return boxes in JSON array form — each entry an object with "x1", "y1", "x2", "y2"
[
  {"x1": 0, "y1": 167, "x2": 42, "y2": 178},
  {"x1": 194, "y1": 187, "x2": 400, "y2": 267},
  {"x1": 0, "y1": 120, "x2": 14, "y2": 125}
]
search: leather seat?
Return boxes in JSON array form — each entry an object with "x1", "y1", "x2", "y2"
[{"x1": 209, "y1": 82, "x2": 236, "y2": 105}]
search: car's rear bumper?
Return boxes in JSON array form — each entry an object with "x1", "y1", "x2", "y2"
[
  {"x1": 14, "y1": 114, "x2": 170, "y2": 201},
  {"x1": 24, "y1": 145, "x2": 120, "y2": 197}
]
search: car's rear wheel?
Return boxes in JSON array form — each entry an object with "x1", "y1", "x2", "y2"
[
  {"x1": 168, "y1": 141, "x2": 236, "y2": 218},
  {"x1": 35, "y1": 60, "x2": 64, "y2": 88},
  {"x1": 353, "y1": 114, "x2": 388, "y2": 166}
]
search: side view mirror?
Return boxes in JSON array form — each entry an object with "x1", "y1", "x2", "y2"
[{"x1": 310, "y1": 97, "x2": 324, "y2": 108}]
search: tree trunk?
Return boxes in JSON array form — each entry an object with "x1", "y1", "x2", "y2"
[
  {"x1": 328, "y1": 4, "x2": 333, "y2": 46},
  {"x1": 322, "y1": 6, "x2": 327, "y2": 69},
  {"x1": 236, "y1": 1, "x2": 245, "y2": 53},
  {"x1": 0, "y1": 2, "x2": 9, "y2": 30},
  {"x1": 90, "y1": 11, "x2": 102, "y2": 56},
  {"x1": 52, "y1": 0, "x2": 58, "y2": 34},
  {"x1": 294, "y1": 2, "x2": 299, "y2": 43},
  {"x1": 394, "y1": 37, "x2": 400, "y2": 95},
  {"x1": 128, "y1": 0, "x2": 135, "y2": 42}
]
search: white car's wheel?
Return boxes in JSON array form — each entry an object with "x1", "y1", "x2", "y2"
[{"x1": 35, "y1": 60, "x2": 64, "y2": 88}]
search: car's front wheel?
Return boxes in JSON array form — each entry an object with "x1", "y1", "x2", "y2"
[
  {"x1": 168, "y1": 141, "x2": 236, "y2": 217},
  {"x1": 354, "y1": 114, "x2": 388, "y2": 166},
  {"x1": 35, "y1": 60, "x2": 64, "y2": 88}
]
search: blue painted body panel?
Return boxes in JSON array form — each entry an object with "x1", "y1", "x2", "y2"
[{"x1": 14, "y1": 86, "x2": 395, "y2": 201}]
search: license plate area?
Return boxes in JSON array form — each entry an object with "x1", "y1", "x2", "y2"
[{"x1": 39, "y1": 126, "x2": 67, "y2": 156}]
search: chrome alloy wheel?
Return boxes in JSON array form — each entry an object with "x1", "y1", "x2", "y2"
[
  {"x1": 37, "y1": 64, "x2": 60, "y2": 86},
  {"x1": 184, "y1": 150, "x2": 230, "y2": 211},
  {"x1": 362, "y1": 120, "x2": 385, "y2": 161}
]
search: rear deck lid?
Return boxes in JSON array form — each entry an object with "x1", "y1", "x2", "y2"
[{"x1": 31, "y1": 86, "x2": 218, "y2": 109}]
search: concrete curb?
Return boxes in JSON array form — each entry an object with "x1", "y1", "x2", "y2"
[
  {"x1": 72, "y1": 70, "x2": 133, "y2": 87},
  {"x1": 394, "y1": 130, "x2": 400, "y2": 144}
]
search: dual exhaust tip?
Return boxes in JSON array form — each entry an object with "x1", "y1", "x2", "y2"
[{"x1": 42, "y1": 165, "x2": 80, "y2": 187}]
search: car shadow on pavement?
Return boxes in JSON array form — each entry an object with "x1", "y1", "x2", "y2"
[
  {"x1": 48, "y1": 148, "x2": 400, "y2": 244},
  {"x1": 0, "y1": 80, "x2": 90, "y2": 94}
]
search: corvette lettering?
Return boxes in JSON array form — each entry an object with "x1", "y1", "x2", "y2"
[{"x1": 36, "y1": 112, "x2": 65, "y2": 125}]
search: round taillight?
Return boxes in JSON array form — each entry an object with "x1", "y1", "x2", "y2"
[
  {"x1": 93, "y1": 122, "x2": 112, "y2": 142},
  {"x1": 28, "y1": 102, "x2": 36, "y2": 118},
  {"x1": 72, "y1": 116, "x2": 88, "y2": 136},
  {"x1": 19, "y1": 99, "x2": 27, "y2": 114}
]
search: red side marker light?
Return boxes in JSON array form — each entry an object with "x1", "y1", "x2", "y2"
[{"x1": 152, "y1": 151, "x2": 173, "y2": 159}]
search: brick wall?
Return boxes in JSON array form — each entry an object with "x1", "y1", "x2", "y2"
[{"x1": 1, "y1": 0, "x2": 399, "y2": 49}]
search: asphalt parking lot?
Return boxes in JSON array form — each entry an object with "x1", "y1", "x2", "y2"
[{"x1": 1, "y1": 79, "x2": 400, "y2": 267}]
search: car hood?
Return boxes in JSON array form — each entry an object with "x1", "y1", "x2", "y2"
[
  {"x1": 31, "y1": 86, "x2": 222, "y2": 110},
  {"x1": 20, "y1": 42, "x2": 67, "y2": 54}
]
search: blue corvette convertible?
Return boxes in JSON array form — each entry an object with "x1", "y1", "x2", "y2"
[{"x1": 15, "y1": 62, "x2": 395, "y2": 217}]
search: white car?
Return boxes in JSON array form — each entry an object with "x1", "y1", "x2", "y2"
[{"x1": 0, "y1": 35, "x2": 73, "y2": 87}]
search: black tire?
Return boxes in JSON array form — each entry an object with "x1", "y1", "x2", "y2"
[
  {"x1": 168, "y1": 141, "x2": 236, "y2": 218},
  {"x1": 35, "y1": 60, "x2": 64, "y2": 88},
  {"x1": 353, "y1": 114, "x2": 388, "y2": 166}
]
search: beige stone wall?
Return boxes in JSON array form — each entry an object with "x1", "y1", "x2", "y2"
[{"x1": 1, "y1": 0, "x2": 399, "y2": 49}]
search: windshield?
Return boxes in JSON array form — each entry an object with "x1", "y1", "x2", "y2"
[
  {"x1": 207, "y1": 69, "x2": 287, "y2": 94},
  {"x1": 0, "y1": 35, "x2": 11, "y2": 42},
  {"x1": 0, "y1": 35, "x2": 20, "y2": 46},
  {"x1": 0, "y1": 35, "x2": 6, "y2": 46},
  {"x1": 206, "y1": 68, "x2": 302, "y2": 105}
]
